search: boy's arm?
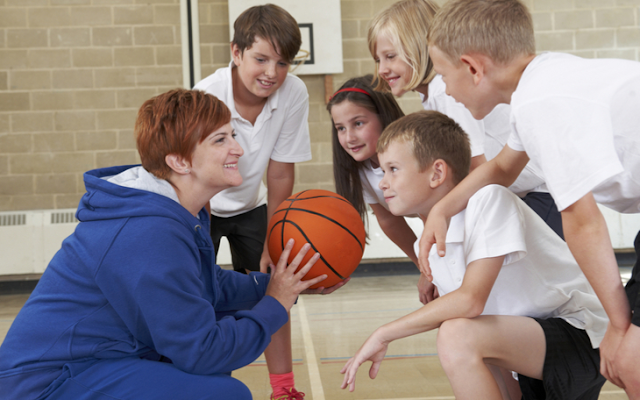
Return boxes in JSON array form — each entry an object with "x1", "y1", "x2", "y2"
[
  {"x1": 261, "y1": 159, "x2": 295, "y2": 272},
  {"x1": 341, "y1": 254, "x2": 505, "y2": 392},
  {"x1": 419, "y1": 145, "x2": 529, "y2": 278},
  {"x1": 370, "y1": 203, "x2": 437, "y2": 304},
  {"x1": 561, "y1": 193, "x2": 631, "y2": 386}
]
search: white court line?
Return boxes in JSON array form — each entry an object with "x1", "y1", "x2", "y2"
[{"x1": 297, "y1": 297, "x2": 325, "y2": 400}]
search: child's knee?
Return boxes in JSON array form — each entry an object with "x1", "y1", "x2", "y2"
[{"x1": 437, "y1": 318, "x2": 479, "y2": 368}]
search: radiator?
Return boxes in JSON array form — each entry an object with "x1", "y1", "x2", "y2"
[{"x1": 0, "y1": 206, "x2": 638, "y2": 277}]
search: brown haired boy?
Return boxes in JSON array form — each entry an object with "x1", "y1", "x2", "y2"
[
  {"x1": 341, "y1": 110, "x2": 608, "y2": 399},
  {"x1": 194, "y1": 5, "x2": 312, "y2": 399},
  {"x1": 421, "y1": 0, "x2": 640, "y2": 396}
]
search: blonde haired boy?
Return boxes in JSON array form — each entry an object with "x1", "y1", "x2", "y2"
[
  {"x1": 422, "y1": 0, "x2": 640, "y2": 396},
  {"x1": 341, "y1": 111, "x2": 607, "y2": 399}
]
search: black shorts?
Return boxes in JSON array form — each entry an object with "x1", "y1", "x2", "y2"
[
  {"x1": 520, "y1": 192, "x2": 564, "y2": 240},
  {"x1": 518, "y1": 318, "x2": 605, "y2": 400},
  {"x1": 625, "y1": 230, "x2": 640, "y2": 326},
  {"x1": 210, "y1": 205, "x2": 267, "y2": 274}
]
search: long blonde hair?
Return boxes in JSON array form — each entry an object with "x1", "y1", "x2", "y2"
[{"x1": 368, "y1": 0, "x2": 439, "y2": 92}]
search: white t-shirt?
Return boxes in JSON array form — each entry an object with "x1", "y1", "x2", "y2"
[
  {"x1": 483, "y1": 104, "x2": 547, "y2": 196},
  {"x1": 420, "y1": 75, "x2": 485, "y2": 158},
  {"x1": 419, "y1": 185, "x2": 608, "y2": 348},
  {"x1": 508, "y1": 52, "x2": 640, "y2": 213},
  {"x1": 359, "y1": 159, "x2": 387, "y2": 209},
  {"x1": 194, "y1": 64, "x2": 312, "y2": 217}
]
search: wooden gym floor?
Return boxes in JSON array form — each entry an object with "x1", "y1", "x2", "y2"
[{"x1": 0, "y1": 267, "x2": 632, "y2": 400}]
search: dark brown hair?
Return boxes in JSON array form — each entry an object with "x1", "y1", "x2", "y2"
[
  {"x1": 232, "y1": 4, "x2": 302, "y2": 63},
  {"x1": 135, "y1": 89, "x2": 231, "y2": 179},
  {"x1": 378, "y1": 110, "x2": 471, "y2": 184},
  {"x1": 327, "y1": 75, "x2": 405, "y2": 224}
]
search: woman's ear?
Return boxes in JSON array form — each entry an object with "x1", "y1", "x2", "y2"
[
  {"x1": 429, "y1": 159, "x2": 449, "y2": 188},
  {"x1": 165, "y1": 154, "x2": 191, "y2": 175}
]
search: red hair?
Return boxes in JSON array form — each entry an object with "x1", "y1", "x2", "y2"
[{"x1": 135, "y1": 89, "x2": 231, "y2": 179}]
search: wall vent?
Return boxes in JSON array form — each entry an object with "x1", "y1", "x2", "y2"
[
  {"x1": 0, "y1": 213, "x2": 27, "y2": 227},
  {"x1": 51, "y1": 211, "x2": 77, "y2": 224}
]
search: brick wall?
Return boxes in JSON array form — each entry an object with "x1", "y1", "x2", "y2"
[{"x1": 1, "y1": 0, "x2": 639, "y2": 211}]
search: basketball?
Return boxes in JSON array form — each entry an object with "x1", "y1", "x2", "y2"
[{"x1": 267, "y1": 189, "x2": 366, "y2": 289}]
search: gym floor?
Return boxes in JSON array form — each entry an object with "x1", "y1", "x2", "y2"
[{"x1": 0, "y1": 265, "x2": 632, "y2": 400}]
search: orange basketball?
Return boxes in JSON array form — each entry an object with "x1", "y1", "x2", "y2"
[{"x1": 267, "y1": 189, "x2": 366, "y2": 289}]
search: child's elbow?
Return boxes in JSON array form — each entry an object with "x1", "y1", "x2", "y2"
[{"x1": 458, "y1": 291, "x2": 486, "y2": 319}]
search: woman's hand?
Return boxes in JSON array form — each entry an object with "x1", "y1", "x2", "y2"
[
  {"x1": 340, "y1": 329, "x2": 389, "y2": 392},
  {"x1": 265, "y1": 239, "x2": 326, "y2": 311}
]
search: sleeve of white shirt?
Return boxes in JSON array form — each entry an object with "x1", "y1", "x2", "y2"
[
  {"x1": 463, "y1": 185, "x2": 527, "y2": 266},
  {"x1": 270, "y1": 78, "x2": 312, "y2": 163},
  {"x1": 510, "y1": 98, "x2": 624, "y2": 211}
]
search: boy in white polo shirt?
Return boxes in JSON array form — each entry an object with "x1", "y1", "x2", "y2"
[
  {"x1": 193, "y1": 4, "x2": 312, "y2": 400},
  {"x1": 340, "y1": 111, "x2": 608, "y2": 400},
  {"x1": 420, "y1": 0, "x2": 640, "y2": 395}
]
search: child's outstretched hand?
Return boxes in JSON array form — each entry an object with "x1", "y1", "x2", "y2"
[
  {"x1": 340, "y1": 331, "x2": 389, "y2": 392},
  {"x1": 265, "y1": 239, "x2": 326, "y2": 311},
  {"x1": 302, "y1": 277, "x2": 350, "y2": 295},
  {"x1": 418, "y1": 207, "x2": 450, "y2": 280}
]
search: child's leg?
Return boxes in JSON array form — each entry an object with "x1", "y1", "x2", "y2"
[
  {"x1": 487, "y1": 365, "x2": 522, "y2": 400},
  {"x1": 436, "y1": 315, "x2": 546, "y2": 399},
  {"x1": 437, "y1": 315, "x2": 605, "y2": 400},
  {"x1": 227, "y1": 205, "x2": 268, "y2": 274},
  {"x1": 264, "y1": 317, "x2": 293, "y2": 375}
]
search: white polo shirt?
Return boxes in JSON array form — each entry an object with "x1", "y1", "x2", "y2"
[
  {"x1": 194, "y1": 63, "x2": 312, "y2": 217},
  {"x1": 508, "y1": 52, "x2": 640, "y2": 213},
  {"x1": 420, "y1": 185, "x2": 608, "y2": 348},
  {"x1": 482, "y1": 104, "x2": 547, "y2": 196},
  {"x1": 359, "y1": 159, "x2": 387, "y2": 208},
  {"x1": 420, "y1": 75, "x2": 485, "y2": 158}
]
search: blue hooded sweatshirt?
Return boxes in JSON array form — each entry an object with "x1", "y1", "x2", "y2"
[{"x1": 0, "y1": 165, "x2": 288, "y2": 400}]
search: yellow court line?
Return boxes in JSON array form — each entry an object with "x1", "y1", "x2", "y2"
[{"x1": 297, "y1": 297, "x2": 325, "y2": 400}]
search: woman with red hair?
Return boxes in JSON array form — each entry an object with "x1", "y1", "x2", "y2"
[{"x1": 0, "y1": 89, "x2": 340, "y2": 400}]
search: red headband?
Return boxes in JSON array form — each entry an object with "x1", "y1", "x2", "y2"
[{"x1": 329, "y1": 87, "x2": 371, "y2": 101}]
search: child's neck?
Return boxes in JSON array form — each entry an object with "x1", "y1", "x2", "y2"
[
  {"x1": 494, "y1": 53, "x2": 536, "y2": 104},
  {"x1": 231, "y1": 67, "x2": 268, "y2": 125}
]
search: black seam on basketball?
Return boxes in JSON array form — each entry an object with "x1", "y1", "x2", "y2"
[
  {"x1": 277, "y1": 192, "x2": 305, "y2": 250},
  {"x1": 270, "y1": 208, "x2": 364, "y2": 250},
  {"x1": 272, "y1": 219, "x2": 344, "y2": 280},
  {"x1": 283, "y1": 195, "x2": 353, "y2": 207}
]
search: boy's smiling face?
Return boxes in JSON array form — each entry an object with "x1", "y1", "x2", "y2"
[
  {"x1": 378, "y1": 140, "x2": 433, "y2": 217},
  {"x1": 232, "y1": 36, "x2": 290, "y2": 101}
]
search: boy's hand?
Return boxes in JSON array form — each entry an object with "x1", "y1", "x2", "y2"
[
  {"x1": 340, "y1": 330, "x2": 389, "y2": 392},
  {"x1": 417, "y1": 274, "x2": 439, "y2": 304},
  {"x1": 302, "y1": 277, "x2": 350, "y2": 295},
  {"x1": 265, "y1": 239, "x2": 326, "y2": 311},
  {"x1": 600, "y1": 322, "x2": 627, "y2": 388},
  {"x1": 418, "y1": 207, "x2": 450, "y2": 280}
]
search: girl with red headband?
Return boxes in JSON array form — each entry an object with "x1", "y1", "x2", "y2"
[{"x1": 327, "y1": 76, "x2": 439, "y2": 304}]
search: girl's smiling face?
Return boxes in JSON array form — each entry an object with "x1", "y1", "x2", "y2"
[
  {"x1": 331, "y1": 100, "x2": 383, "y2": 166},
  {"x1": 375, "y1": 34, "x2": 413, "y2": 97}
]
